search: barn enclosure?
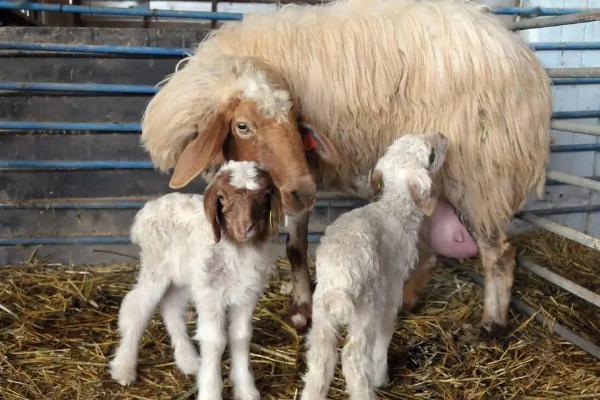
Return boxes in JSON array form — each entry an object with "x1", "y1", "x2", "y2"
[{"x1": 0, "y1": 1, "x2": 599, "y2": 399}]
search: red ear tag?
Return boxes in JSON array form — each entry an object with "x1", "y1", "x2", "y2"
[{"x1": 303, "y1": 131, "x2": 318, "y2": 152}]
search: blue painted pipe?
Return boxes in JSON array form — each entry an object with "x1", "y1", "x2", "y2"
[
  {"x1": 2, "y1": 42, "x2": 600, "y2": 58},
  {"x1": 494, "y1": 7, "x2": 596, "y2": 16},
  {"x1": 527, "y1": 205, "x2": 600, "y2": 215},
  {"x1": 0, "y1": 42, "x2": 190, "y2": 57},
  {"x1": 553, "y1": 110, "x2": 600, "y2": 119},
  {"x1": 0, "y1": 160, "x2": 153, "y2": 170},
  {"x1": 553, "y1": 78, "x2": 600, "y2": 85},
  {"x1": 551, "y1": 143, "x2": 600, "y2": 153},
  {"x1": 531, "y1": 42, "x2": 600, "y2": 51},
  {"x1": 0, "y1": 121, "x2": 141, "y2": 132},
  {"x1": 547, "y1": 176, "x2": 599, "y2": 185},
  {"x1": 0, "y1": 82, "x2": 157, "y2": 94},
  {"x1": 0, "y1": 233, "x2": 323, "y2": 246},
  {"x1": 0, "y1": 1, "x2": 243, "y2": 21},
  {"x1": 2, "y1": 78, "x2": 598, "y2": 95},
  {"x1": 0, "y1": 198, "x2": 365, "y2": 210}
]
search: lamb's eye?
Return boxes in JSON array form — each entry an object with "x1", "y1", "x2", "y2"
[
  {"x1": 237, "y1": 122, "x2": 248, "y2": 131},
  {"x1": 428, "y1": 148, "x2": 435, "y2": 166}
]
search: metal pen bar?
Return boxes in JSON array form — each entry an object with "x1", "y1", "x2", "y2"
[
  {"x1": 509, "y1": 11, "x2": 600, "y2": 31},
  {"x1": 0, "y1": 233, "x2": 324, "y2": 246},
  {"x1": 525, "y1": 205, "x2": 600, "y2": 215},
  {"x1": 518, "y1": 213, "x2": 600, "y2": 251},
  {"x1": 546, "y1": 68, "x2": 600, "y2": 78},
  {"x1": 518, "y1": 256, "x2": 600, "y2": 308},
  {"x1": 551, "y1": 121, "x2": 600, "y2": 137},
  {"x1": 532, "y1": 42, "x2": 600, "y2": 51},
  {"x1": 0, "y1": 1, "x2": 243, "y2": 21},
  {"x1": 551, "y1": 143, "x2": 600, "y2": 153},
  {"x1": 546, "y1": 171, "x2": 600, "y2": 193},
  {"x1": 0, "y1": 121, "x2": 141, "y2": 132},
  {"x1": 0, "y1": 82, "x2": 158, "y2": 94},
  {"x1": 494, "y1": 7, "x2": 595, "y2": 16},
  {"x1": 552, "y1": 78, "x2": 600, "y2": 85},
  {"x1": 0, "y1": 42, "x2": 191, "y2": 57},
  {"x1": 444, "y1": 259, "x2": 600, "y2": 360},
  {"x1": 0, "y1": 160, "x2": 154, "y2": 170}
]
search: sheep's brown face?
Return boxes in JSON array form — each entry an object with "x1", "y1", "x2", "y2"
[
  {"x1": 203, "y1": 162, "x2": 282, "y2": 245},
  {"x1": 170, "y1": 99, "x2": 316, "y2": 216}
]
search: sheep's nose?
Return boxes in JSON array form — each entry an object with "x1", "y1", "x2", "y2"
[
  {"x1": 282, "y1": 176, "x2": 316, "y2": 214},
  {"x1": 245, "y1": 223, "x2": 254, "y2": 235}
]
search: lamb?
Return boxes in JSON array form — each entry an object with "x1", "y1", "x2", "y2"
[
  {"x1": 301, "y1": 133, "x2": 449, "y2": 400},
  {"x1": 140, "y1": 0, "x2": 552, "y2": 335},
  {"x1": 110, "y1": 161, "x2": 281, "y2": 400}
]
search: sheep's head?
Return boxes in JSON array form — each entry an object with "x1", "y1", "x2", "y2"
[
  {"x1": 370, "y1": 133, "x2": 449, "y2": 215},
  {"x1": 143, "y1": 56, "x2": 323, "y2": 216},
  {"x1": 203, "y1": 161, "x2": 282, "y2": 245}
]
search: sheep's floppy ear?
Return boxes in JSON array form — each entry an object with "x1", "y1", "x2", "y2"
[
  {"x1": 408, "y1": 172, "x2": 437, "y2": 216},
  {"x1": 369, "y1": 169, "x2": 384, "y2": 197},
  {"x1": 203, "y1": 182, "x2": 224, "y2": 242},
  {"x1": 299, "y1": 122, "x2": 342, "y2": 167},
  {"x1": 169, "y1": 104, "x2": 236, "y2": 189},
  {"x1": 267, "y1": 186, "x2": 283, "y2": 237}
]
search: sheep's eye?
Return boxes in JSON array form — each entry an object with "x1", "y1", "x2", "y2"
[
  {"x1": 216, "y1": 194, "x2": 225, "y2": 204},
  {"x1": 235, "y1": 122, "x2": 252, "y2": 137},
  {"x1": 428, "y1": 148, "x2": 436, "y2": 166}
]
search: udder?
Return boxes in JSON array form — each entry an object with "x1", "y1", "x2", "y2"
[{"x1": 425, "y1": 199, "x2": 478, "y2": 259}]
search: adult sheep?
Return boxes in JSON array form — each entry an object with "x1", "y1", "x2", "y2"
[{"x1": 141, "y1": 0, "x2": 551, "y2": 336}]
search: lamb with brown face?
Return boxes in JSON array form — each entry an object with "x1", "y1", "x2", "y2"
[{"x1": 111, "y1": 161, "x2": 282, "y2": 400}]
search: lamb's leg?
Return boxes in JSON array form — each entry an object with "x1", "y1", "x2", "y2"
[
  {"x1": 402, "y1": 254, "x2": 436, "y2": 312},
  {"x1": 110, "y1": 277, "x2": 169, "y2": 385},
  {"x1": 341, "y1": 307, "x2": 378, "y2": 400},
  {"x1": 373, "y1": 283, "x2": 401, "y2": 388},
  {"x1": 477, "y1": 232, "x2": 516, "y2": 337},
  {"x1": 286, "y1": 212, "x2": 312, "y2": 331},
  {"x1": 228, "y1": 298, "x2": 260, "y2": 400},
  {"x1": 159, "y1": 286, "x2": 199, "y2": 375},
  {"x1": 194, "y1": 296, "x2": 227, "y2": 400},
  {"x1": 301, "y1": 303, "x2": 339, "y2": 400}
]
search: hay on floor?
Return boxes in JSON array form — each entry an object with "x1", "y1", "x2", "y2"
[{"x1": 0, "y1": 231, "x2": 599, "y2": 399}]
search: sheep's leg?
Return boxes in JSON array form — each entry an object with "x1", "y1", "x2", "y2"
[
  {"x1": 301, "y1": 303, "x2": 339, "y2": 400},
  {"x1": 159, "y1": 286, "x2": 199, "y2": 375},
  {"x1": 341, "y1": 306, "x2": 378, "y2": 400},
  {"x1": 477, "y1": 232, "x2": 516, "y2": 337},
  {"x1": 194, "y1": 295, "x2": 227, "y2": 400},
  {"x1": 285, "y1": 212, "x2": 312, "y2": 331},
  {"x1": 110, "y1": 276, "x2": 170, "y2": 386},
  {"x1": 228, "y1": 298, "x2": 260, "y2": 400},
  {"x1": 402, "y1": 254, "x2": 436, "y2": 312}
]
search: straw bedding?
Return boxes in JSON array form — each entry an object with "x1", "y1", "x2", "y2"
[{"x1": 1, "y1": 231, "x2": 598, "y2": 400}]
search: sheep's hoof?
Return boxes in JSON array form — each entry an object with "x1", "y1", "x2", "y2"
[
  {"x1": 288, "y1": 299, "x2": 311, "y2": 332},
  {"x1": 234, "y1": 385, "x2": 260, "y2": 400},
  {"x1": 480, "y1": 322, "x2": 511, "y2": 344},
  {"x1": 110, "y1": 360, "x2": 137, "y2": 386}
]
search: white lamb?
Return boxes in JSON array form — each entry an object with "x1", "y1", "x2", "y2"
[
  {"x1": 301, "y1": 133, "x2": 449, "y2": 400},
  {"x1": 110, "y1": 161, "x2": 282, "y2": 400}
]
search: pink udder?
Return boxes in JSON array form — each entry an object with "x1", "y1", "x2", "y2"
[{"x1": 427, "y1": 199, "x2": 478, "y2": 259}]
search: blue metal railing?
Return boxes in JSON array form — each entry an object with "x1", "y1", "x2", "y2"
[
  {"x1": 0, "y1": 121, "x2": 141, "y2": 132},
  {"x1": 0, "y1": 1, "x2": 243, "y2": 21},
  {"x1": 0, "y1": 82, "x2": 158, "y2": 94}
]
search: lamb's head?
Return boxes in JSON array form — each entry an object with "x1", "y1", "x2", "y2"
[
  {"x1": 142, "y1": 56, "x2": 322, "y2": 216},
  {"x1": 370, "y1": 133, "x2": 449, "y2": 215},
  {"x1": 203, "y1": 161, "x2": 282, "y2": 245}
]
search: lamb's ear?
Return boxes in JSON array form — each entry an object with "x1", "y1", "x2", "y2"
[
  {"x1": 299, "y1": 122, "x2": 342, "y2": 167},
  {"x1": 408, "y1": 172, "x2": 437, "y2": 216},
  {"x1": 369, "y1": 169, "x2": 384, "y2": 197},
  {"x1": 203, "y1": 182, "x2": 224, "y2": 242},
  {"x1": 169, "y1": 106, "x2": 234, "y2": 189}
]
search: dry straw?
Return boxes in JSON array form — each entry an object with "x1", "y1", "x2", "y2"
[{"x1": 1, "y1": 231, "x2": 598, "y2": 399}]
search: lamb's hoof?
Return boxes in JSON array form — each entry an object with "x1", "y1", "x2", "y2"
[
  {"x1": 234, "y1": 385, "x2": 260, "y2": 400},
  {"x1": 288, "y1": 299, "x2": 311, "y2": 332},
  {"x1": 175, "y1": 351, "x2": 200, "y2": 375},
  {"x1": 110, "y1": 360, "x2": 137, "y2": 386}
]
